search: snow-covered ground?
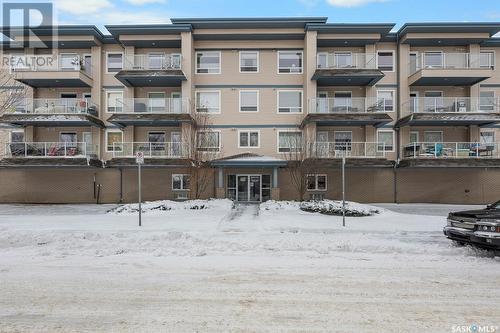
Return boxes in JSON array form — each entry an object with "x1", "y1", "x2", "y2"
[{"x1": 0, "y1": 201, "x2": 498, "y2": 332}]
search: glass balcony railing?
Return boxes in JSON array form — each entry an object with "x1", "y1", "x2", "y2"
[
  {"x1": 317, "y1": 53, "x2": 376, "y2": 69},
  {"x1": 10, "y1": 98, "x2": 98, "y2": 116},
  {"x1": 405, "y1": 97, "x2": 500, "y2": 113},
  {"x1": 123, "y1": 54, "x2": 182, "y2": 70},
  {"x1": 309, "y1": 97, "x2": 394, "y2": 113},
  {"x1": 402, "y1": 142, "x2": 500, "y2": 159},
  {"x1": 9, "y1": 54, "x2": 92, "y2": 76},
  {"x1": 109, "y1": 98, "x2": 189, "y2": 114},
  {"x1": 408, "y1": 52, "x2": 495, "y2": 75},
  {"x1": 5, "y1": 142, "x2": 97, "y2": 158},
  {"x1": 111, "y1": 142, "x2": 189, "y2": 158},
  {"x1": 309, "y1": 142, "x2": 387, "y2": 158}
]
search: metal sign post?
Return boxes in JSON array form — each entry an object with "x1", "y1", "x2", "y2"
[
  {"x1": 136, "y1": 151, "x2": 144, "y2": 227},
  {"x1": 342, "y1": 156, "x2": 346, "y2": 227}
]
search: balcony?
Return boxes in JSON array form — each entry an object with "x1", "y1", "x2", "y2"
[
  {"x1": 11, "y1": 55, "x2": 93, "y2": 88},
  {"x1": 0, "y1": 98, "x2": 104, "y2": 128},
  {"x1": 399, "y1": 142, "x2": 500, "y2": 167},
  {"x1": 107, "y1": 142, "x2": 190, "y2": 167},
  {"x1": 408, "y1": 53, "x2": 494, "y2": 86},
  {"x1": 301, "y1": 97, "x2": 393, "y2": 127},
  {"x1": 305, "y1": 142, "x2": 393, "y2": 167},
  {"x1": 115, "y1": 54, "x2": 186, "y2": 87},
  {"x1": 396, "y1": 97, "x2": 500, "y2": 127},
  {"x1": 1, "y1": 142, "x2": 101, "y2": 167},
  {"x1": 313, "y1": 53, "x2": 384, "y2": 86},
  {"x1": 106, "y1": 98, "x2": 192, "y2": 127}
]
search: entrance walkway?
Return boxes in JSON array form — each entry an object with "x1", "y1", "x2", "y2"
[{"x1": 217, "y1": 203, "x2": 261, "y2": 233}]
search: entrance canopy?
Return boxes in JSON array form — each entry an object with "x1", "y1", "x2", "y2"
[{"x1": 211, "y1": 153, "x2": 288, "y2": 168}]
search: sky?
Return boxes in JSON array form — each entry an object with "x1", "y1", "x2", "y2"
[{"x1": 2, "y1": 0, "x2": 500, "y2": 35}]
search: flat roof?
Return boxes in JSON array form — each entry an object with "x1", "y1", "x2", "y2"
[
  {"x1": 398, "y1": 22, "x2": 500, "y2": 37},
  {"x1": 170, "y1": 17, "x2": 328, "y2": 29}
]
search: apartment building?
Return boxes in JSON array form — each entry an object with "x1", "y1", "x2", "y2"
[{"x1": 0, "y1": 18, "x2": 499, "y2": 204}]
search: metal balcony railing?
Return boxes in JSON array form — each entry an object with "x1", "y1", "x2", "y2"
[
  {"x1": 112, "y1": 142, "x2": 189, "y2": 158},
  {"x1": 10, "y1": 98, "x2": 98, "y2": 116},
  {"x1": 405, "y1": 97, "x2": 500, "y2": 113},
  {"x1": 309, "y1": 142, "x2": 387, "y2": 158},
  {"x1": 10, "y1": 54, "x2": 92, "y2": 76},
  {"x1": 5, "y1": 142, "x2": 97, "y2": 158},
  {"x1": 402, "y1": 142, "x2": 500, "y2": 159},
  {"x1": 309, "y1": 97, "x2": 394, "y2": 113},
  {"x1": 317, "y1": 53, "x2": 376, "y2": 70},
  {"x1": 408, "y1": 52, "x2": 495, "y2": 75},
  {"x1": 123, "y1": 54, "x2": 182, "y2": 70},
  {"x1": 110, "y1": 98, "x2": 189, "y2": 114}
]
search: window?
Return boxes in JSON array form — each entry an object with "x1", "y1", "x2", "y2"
[
  {"x1": 480, "y1": 132, "x2": 495, "y2": 145},
  {"x1": 148, "y1": 92, "x2": 166, "y2": 112},
  {"x1": 196, "y1": 51, "x2": 220, "y2": 74},
  {"x1": 148, "y1": 132, "x2": 165, "y2": 150},
  {"x1": 424, "y1": 91, "x2": 443, "y2": 112},
  {"x1": 377, "y1": 51, "x2": 394, "y2": 71},
  {"x1": 409, "y1": 131, "x2": 419, "y2": 144},
  {"x1": 278, "y1": 131, "x2": 302, "y2": 153},
  {"x1": 106, "y1": 91, "x2": 124, "y2": 113},
  {"x1": 60, "y1": 132, "x2": 77, "y2": 143},
  {"x1": 197, "y1": 131, "x2": 220, "y2": 151},
  {"x1": 377, "y1": 130, "x2": 394, "y2": 152},
  {"x1": 239, "y1": 90, "x2": 259, "y2": 112},
  {"x1": 317, "y1": 52, "x2": 328, "y2": 69},
  {"x1": 106, "y1": 53, "x2": 123, "y2": 73},
  {"x1": 480, "y1": 51, "x2": 495, "y2": 68},
  {"x1": 423, "y1": 131, "x2": 443, "y2": 143},
  {"x1": 278, "y1": 51, "x2": 303, "y2": 73},
  {"x1": 479, "y1": 91, "x2": 495, "y2": 111},
  {"x1": 60, "y1": 53, "x2": 79, "y2": 70},
  {"x1": 239, "y1": 131, "x2": 259, "y2": 148},
  {"x1": 10, "y1": 130, "x2": 24, "y2": 143},
  {"x1": 172, "y1": 174, "x2": 190, "y2": 191},
  {"x1": 334, "y1": 52, "x2": 352, "y2": 68},
  {"x1": 333, "y1": 91, "x2": 352, "y2": 112},
  {"x1": 196, "y1": 91, "x2": 220, "y2": 113},
  {"x1": 148, "y1": 53, "x2": 164, "y2": 69},
  {"x1": 240, "y1": 51, "x2": 258, "y2": 72},
  {"x1": 307, "y1": 174, "x2": 327, "y2": 191},
  {"x1": 334, "y1": 131, "x2": 352, "y2": 151},
  {"x1": 106, "y1": 130, "x2": 123, "y2": 152},
  {"x1": 424, "y1": 52, "x2": 443, "y2": 68},
  {"x1": 377, "y1": 90, "x2": 394, "y2": 112},
  {"x1": 278, "y1": 90, "x2": 302, "y2": 113}
]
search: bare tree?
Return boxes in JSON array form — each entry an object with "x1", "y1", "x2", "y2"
[
  {"x1": 183, "y1": 108, "x2": 221, "y2": 199},
  {"x1": 281, "y1": 130, "x2": 318, "y2": 201},
  {"x1": 0, "y1": 55, "x2": 25, "y2": 115}
]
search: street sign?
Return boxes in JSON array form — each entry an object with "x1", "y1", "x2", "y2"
[{"x1": 136, "y1": 151, "x2": 144, "y2": 164}]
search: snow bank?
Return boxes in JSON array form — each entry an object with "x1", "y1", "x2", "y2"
[
  {"x1": 261, "y1": 200, "x2": 382, "y2": 216},
  {"x1": 109, "y1": 199, "x2": 233, "y2": 214}
]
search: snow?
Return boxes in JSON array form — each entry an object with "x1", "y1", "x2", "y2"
[
  {"x1": 262, "y1": 199, "x2": 382, "y2": 216},
  {"x1": 0, "y1": 201, "x2": 499, "y2": 332}
]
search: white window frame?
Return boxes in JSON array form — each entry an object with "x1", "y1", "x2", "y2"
[
  {"x1": 480, "y1": 131, "x2": 495, "y2": 145},
  {"x1": 377, "y1": 90, "x2": 395, "y2": 112},
  {"x1": 423, "y1": 51, "x2": 444, "y2": 69},
  {"x1": 423, "y1": 130, "x2": 444, "y2": 143},
  {"x1": 479, "y1": 50, "x2": 495, "y2": 69},
  {"x1": 105, "y1": 90, "x2": 124, "y2": 113},
  {"x1": 409, "y1": 131, "x2": 419, "y2": 143},
  {"x1": 59, "y1": 53, "x2": 79, "y2": 70},
  {"x1": 238, "y1": 130, "x2": 260, "y2": 149},
  {"x1": 106, "y1": 52, "x2": 124, "y2": 73},
  {"x1": 239, "y1": 51, "x2": 259, "y2": 73},
  {"x1": 239, "y1": 90, "x2": 259, "y2": 113},
  {"x1": 195, "y1": 90, "x2": 221, "y2": 114},
  {"x1": 195, "y1": 51, "x2": 221, "y2": 74},
  {"x1": 479, "y1": 91, "x2": 495, "y2": 111},
  {"x1": 277, "y1": 90, "x2": 303, "y2": 114},
  {"x1": 317, "y1": 52, "x2": 328, "y2": 69},
  {"x1": 277, "y1": 50, "x2": 303, "y2": 74},
  {"x1": 377, "y1": 129, "x2": 395, "y2": 152},
  {"x1": 105, "y1": 129, "x2": 123, "y2": 152},
  {"x1": 376, "y1": 50, "x2": 395, "y2": 72},
  {"x1": 197, "y1": 130, "x2": 221, "y2": 152},
  {"x1": 306, "y1": 174, "x2": 327, "y2": 191},
  {"x1": 172, "y1": 174, "x2": 190, "y2": 191},
  {"x1": 277, "y1": 130, "x2": 303, "y2": 153}
]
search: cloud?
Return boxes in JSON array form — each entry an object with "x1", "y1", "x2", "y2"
[
  {"x1": 124, "y1": 0, "x2": 167, "y2": 5},
  {"x1": 53, "y1": 0, "x2": 113, "y2": 15},
  {"x1": 326, "y1": 0, "x2": 388, "y2": 7}
]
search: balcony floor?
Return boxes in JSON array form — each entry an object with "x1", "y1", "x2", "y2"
[
  {"x1": 0, "y1": 113, "x2": 105, "y2": 128},
  {"x1": 399, "y1": 158, "x2": 500, "y2": 168},
  {"x1": 395, "y1": 113, "x2": 500, "y2": 127},
  {"x1": 105, "y1": 158, "x2": 191, "y2": 167},
  {"x1": 115, "y1": 70, "x2": 186, "y2": 87},
  {"x1": 312, "y1": 69, "x2": 384, "y2": 86},
  {"x1": 106, "y1": 113, "x2": 193, "y2": 127},
  {"x1": 0, "y1": 157, "x2": 102, "y2": 168}
]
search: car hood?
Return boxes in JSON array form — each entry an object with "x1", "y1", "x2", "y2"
[{"x1": 450, "y1": 209, "x2": 500, "y2": 219}]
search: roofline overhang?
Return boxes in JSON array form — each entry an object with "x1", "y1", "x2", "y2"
[
  {"x1": 211, "y1": 160, "x2": 288, "y2": 167},
  {"x1": 305, "y1": 23, "x2": 395, "y2": 36},
  {"x1": 1, "y1": 25, "x2": 108, "y2": 43},
  {"x1": 170, "y1": 17, "x2": 327, "y2": 29},
  {"x1": 397, "y1": 22, "x2": 500, "y2": 38}
]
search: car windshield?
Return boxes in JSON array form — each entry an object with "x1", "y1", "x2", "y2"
[{"x1": 489, "y1": 201, "x2": 500, "y2": 209}]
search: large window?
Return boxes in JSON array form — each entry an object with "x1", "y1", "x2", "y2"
[
  {"x1": 480, "y1": 51, "x2": 495, "y2": 68},
  {"x1": 10, "y1": 130, "x2": 24, "y2": 143},
  {"x1": 239, "y1": 51, "x2": 259, "y2": 72},
  {"x1": 239, "y1": 131, "x2": 259, "y2": 148},
  {"x1": 106, "y1": 130, "x2": 123, "y2": 152},
  {"x1": 196, "y1": 51, "x2": 221, "y2": 74},
  {"x1": 172, "y1": 174, "x2": 190, "y2": 191},
  {"x1": 479, "y1": 91, "x2": 495, "y2": 111},
  {"x1": 424, "y1": 52, "x2": 443, "y2": 68},
  {"x1": 377, "y1": 51, "x2": 394, "y2": 71},
  {"x1": 377, "y1": 90, "x2": 394, "y2": 112},
  {"x1": 106, "y1": 53, "x2": 123, "y2": 73},
  {"x1": 307, "y1": 174, "x2": 327, "y2": 191},
  {"x1": 60, "y1": 53, "x2": 79, "y2": 70},
  {"x1": 278, "y1": 90, "x2": 302, "y2": 113},
  {"x1": 196, "y1": 91, "x2": 220, "y2": 113},
  {"x1": 239, "y1": 90, "x2": 259, "y2": 112},
  {"x1": 278, "y1": 51, "x2": 303, "y2": 73},
  {"x1": 377, "y1": 130, "x2": 394, "y2": 152},
  {"x1": 106, "y1": 91, "x2": 124, "y2": 113},
  {"x1": 197, "y1": 131, "x2": 220, "y2": 151},
  {"x1": 480, "y1": 131, "x2": 495, "y2": 145},
  {"x1": 278, "y1": 131, "x2": 302, "y2": 153},
  {"x1": 423, "y1": 131, "x2": 443, "y2": 143}
]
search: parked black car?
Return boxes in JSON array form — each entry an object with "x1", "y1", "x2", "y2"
[{"x1": 444, "y1": 201, "x2": 500, "y2": 250}]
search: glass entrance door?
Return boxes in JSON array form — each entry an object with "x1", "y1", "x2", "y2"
[{"x1": 236, "y1": 174, "x2": 261, "y2": 202}]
